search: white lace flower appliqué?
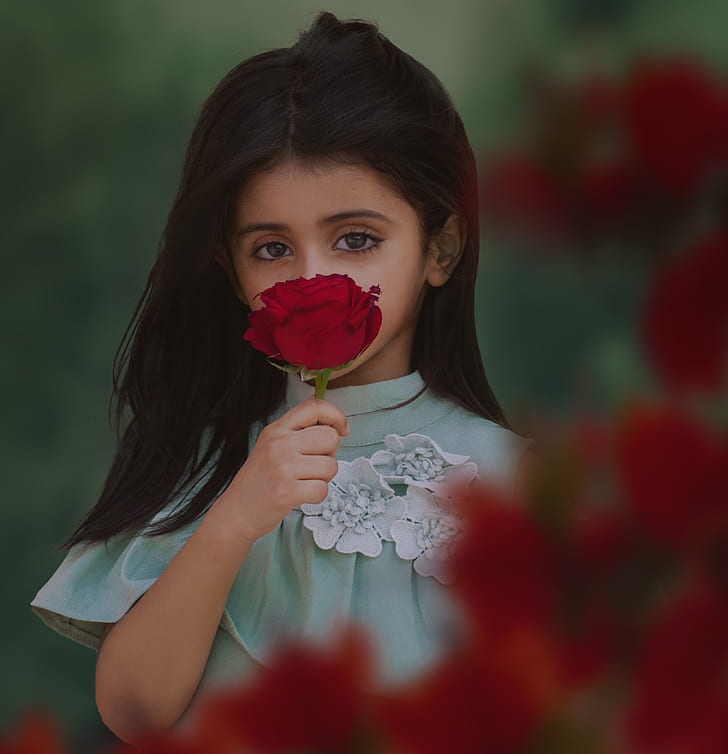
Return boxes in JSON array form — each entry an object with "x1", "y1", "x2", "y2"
[
  {"x1": 370, "y1": 432, "x2": 481, "y2": 498},
  {"x1": 299, "y1": 457, "x2": 406, "y2": 557},
  {"x1": 391, "y1": 485, "x2": 465, "y2": 585}
]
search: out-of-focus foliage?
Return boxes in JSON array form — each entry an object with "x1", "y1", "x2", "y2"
[
  {"x1": 1, "y1": 3, "x2": 257, "y2": 750},
  {"x1": 477, "y1": 52, "x2": 728, "y2": 416}
]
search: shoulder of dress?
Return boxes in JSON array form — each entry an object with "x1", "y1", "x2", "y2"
[{"x1": 418, "y1": 401, "x2": 530, "y2": 445}]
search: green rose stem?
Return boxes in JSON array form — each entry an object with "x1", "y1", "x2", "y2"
[
  {"x1": 314, "y1": 368, "x2": 332, "y2": 400},
  {"x1": 264, "y1": 355, "x2": 357, "y2": 400}
]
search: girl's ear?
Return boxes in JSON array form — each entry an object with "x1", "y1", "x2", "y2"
[
  {"x1": 425, "y1": 213, "x2": 466, "y2": 287},
  {"x1": 213, "y1": 244, "x2": 250, "y2": 307}
]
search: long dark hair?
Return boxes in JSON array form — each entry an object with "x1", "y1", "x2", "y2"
[{"x1": 60, "y1": 10, "x2": 511, "y2": 550}]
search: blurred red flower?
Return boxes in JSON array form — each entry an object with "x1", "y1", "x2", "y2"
[
  {"x1": 555, "y1": 599, "x2": 617, "y2": 690},
  {"x1": 0, "y1": 709, "x2": 66, "y2": 754},
  {"x1": 625, "y1": 578, "x2": 728, "y2": 754},
  {"x1": 106, "y1": 730, "x2": 212, "y2": 754},
  {"x1": 373, "y1": 648, "x2": 546, "y2": 754},
  {"x1": 478, "y1": 154, "x2": 572, "y2": 244},
  {"x1": 642, "y1": 230, "x2": 728, "y2": 394},
  {"x1": 614, "y1": 401, "x2": 728, "y2": 554},
  {"x1": 188, "y1": 625, "x2": 373, "y2": 754},
  {"x1": 451, "y1": 481, "x2": 559, "y2": 641},
  {"x1": 624, "y1": 58, "x2": 728, "y2": 200},
  {"x1": 571, "y1": 505, "x2": 635, "y2": 579},
  {"x1": 577, "y1": 157, "x2": 641, "y2": 231}
]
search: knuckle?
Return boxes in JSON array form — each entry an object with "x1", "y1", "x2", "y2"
[
  {"x1": 267, "y1": 431, "x2": 286, "y2": 454},
  {"x1": 258, "y1": 428, "x2": 275, "y2": 451},
  {"x1": 262, "y1": 442, "x2": 278, "y2": 466}
]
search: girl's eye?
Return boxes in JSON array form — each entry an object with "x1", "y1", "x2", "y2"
[{"x1": 251, "y1": 230, "x2": 384, "y2": 262}]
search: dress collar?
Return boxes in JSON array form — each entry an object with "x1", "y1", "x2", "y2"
[
  {"x1": 285, "y1": 369, "x2": 425, "y2": 416},
  {"x1": 280, "y1": 369, "x2": 456, "y2": 448}
]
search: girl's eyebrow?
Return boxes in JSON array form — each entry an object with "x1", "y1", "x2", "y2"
[{"x1": 236, "y1": 209, "x2": 394, "y2": 238}]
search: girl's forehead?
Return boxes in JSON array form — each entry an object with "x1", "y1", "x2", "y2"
[
  {"x1": 234, "y1": 158, "x2": 408, "y2": 217},
  {"x1": 244, "y1": 158, "x2": 384, "y2": 192}
]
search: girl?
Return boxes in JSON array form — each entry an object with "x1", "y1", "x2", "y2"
[{"x1": 31, "y1": 10, "x2": 534, "y2": 745}]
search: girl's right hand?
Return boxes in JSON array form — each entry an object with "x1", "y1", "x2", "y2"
[{"x1": 209, "y1": 397, "x2": 350, "y2": 544}]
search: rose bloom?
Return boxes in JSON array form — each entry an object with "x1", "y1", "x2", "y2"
[{"x1": 243, "y1": 272, "x2": 382, "y2": 371}]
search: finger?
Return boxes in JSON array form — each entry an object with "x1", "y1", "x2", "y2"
[
  {"x1": 281, "y1": 397, "x2": 349, "y2": 437},
  {"x1": 291, "y1": 454, "x2": 339, "y2": 481},
  {"x1": 294, "y1": 425, "x2": 343, "y2": 455},
  {"x1": 295, "y1": 478, "x2": 331, "y2": 505}
]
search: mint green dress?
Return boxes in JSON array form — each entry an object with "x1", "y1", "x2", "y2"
[{"x1": 30, "y1": 370, "x2": 533, "y2": 727}]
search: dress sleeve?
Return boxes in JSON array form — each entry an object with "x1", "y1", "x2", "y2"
[
  {"x1": 30, "y1": 519, "x2": 204, "y2": 650},
  {"x1": 470, "y1": 421, "x2": 535, "y2": 495},
  {"x1": 29, "y1": 423, "x2": 243, "y2": 651}
]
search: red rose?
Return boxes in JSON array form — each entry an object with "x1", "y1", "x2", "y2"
[
  {"x1": 615, "y1": 401, "x2": 728, "y2": 553},
  {"x1": 642, "y1": 230, "x2": 728, "y2": 394},
  {"x1": 478, "y1": 153, "x2": 572, "y2": 245},
  {"x1": 625, "y1": 579, "x2": 728, "y2": 753},
  {"x1": 624, "y1": 58, "x2": 728, "y2": 200},
  {"x1": 451, "y1": 482, "x2": 558, "y2": 641},
  {"x1": 373, "y1": 645, "x2": 552, "y2": 754},
  {"x1": 0, "y1": 709, "x2": 66, "y2": 754},
  {"x1": 190, "y1": 626, "x2": 373, "y2": 754},
  {"x1": 243, "y1": 273, "x2": 382, "y2": 372}
]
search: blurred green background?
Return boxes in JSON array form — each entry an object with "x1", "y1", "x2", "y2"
[{"x1": 3, "y1": 1, "x2": 726, "y2": 750}]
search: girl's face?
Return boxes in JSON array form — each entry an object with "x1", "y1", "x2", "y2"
[{"x1": 227, "y1": 158, "x2": 448, "y2": 388}]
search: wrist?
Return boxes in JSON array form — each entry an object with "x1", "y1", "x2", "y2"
[{"x1": 204, "y1": 494, "x2": 258, "y2": 551}]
